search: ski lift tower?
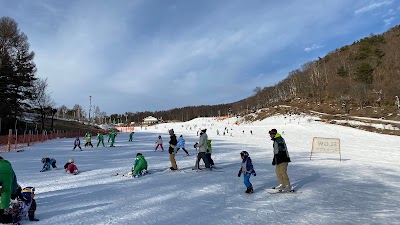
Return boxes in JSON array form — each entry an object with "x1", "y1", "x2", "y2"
[{"x1": 89, "y1": 96, "x2": 92, "y2": 126}]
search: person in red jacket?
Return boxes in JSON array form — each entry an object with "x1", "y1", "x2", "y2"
[{"x1": 64, "y1": 159, "x2": 79, "y2": 175}]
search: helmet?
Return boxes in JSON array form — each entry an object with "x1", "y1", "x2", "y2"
[
  {"x1": 201, "y1": 127, "x2": 207, "y2": 132},
  {"x1": 21, "y1": 186, "x2": 35, "y2": 202},
  {"x1": 168, "y1": 129, "x2": 174, "y2": 135},
  {"x1": 41, "y1": 158, "x2": 47, "y2": 163},
  {"x1": 240, "y1": 151, "x2": 249, "y2": 158},
  {"x1": 68, "y1": 158, "x2": 74, "y2": 163}
]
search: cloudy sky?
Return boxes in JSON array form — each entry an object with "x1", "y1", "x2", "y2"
[{"x1": 1, "y1": 0, "x2": 399, "y2": 115}]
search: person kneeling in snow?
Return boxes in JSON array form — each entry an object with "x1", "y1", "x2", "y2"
[
  {"x1": 129, "y1": 153, "x2": 148, "y2": 178},
  {"x1": 64, "y1": 159, "x2": 79, "y2": 175},
  {"x1": 40, "y1": 157, "x2": 57, "y2": 172},
  {"x1": 2, "y1": 186, "x2": 39, "y2": 223}
]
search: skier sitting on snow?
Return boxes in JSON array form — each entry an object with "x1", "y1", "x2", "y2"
[
  {"x1": 129, "y1": 153, "x2": 148, "y2": 178},
  {"x1": 2, "y1": 186, "x2": 39, "y2": 223},
  {"x1": 64, "y1": 159, "x2": 79, "y2": 175},
  {"x1": 40, "y1": 158, "x2": 57, "y2": 172}
]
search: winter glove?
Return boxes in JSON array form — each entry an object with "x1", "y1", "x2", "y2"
[
  {"x1": 238, "y1": 172, "x2": 241, "y2": 177},
  {"x1": 253, "y1": 173, "x2": 256, "y2": 176}
]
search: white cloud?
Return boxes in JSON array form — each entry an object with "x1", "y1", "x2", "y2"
[
  {"x1": 355, "y1": 0, "x2": 393, "y2": 14},
  {"x1": 383, "y1": 17, "x2": 395, "y2": 25},
  {"x1": 304, "y1": 44, "x2": 323, "y2": 52}
]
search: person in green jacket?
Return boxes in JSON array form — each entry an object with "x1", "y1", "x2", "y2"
[
  {"x1": 131, "y1": 153, "x2": 148, "y2": 178},
  {"x1": 206, "y1": 139, "x2": 215, "y2": 168},
  {"x1": 97, "y1": 132, "x2": 105, "y2": 147},
  {"x1": 128, "y1": 132, "x2": 134, "y2": 142},
  {"x1": 109, "y1": 130, "x2": 117, "y2": 147},
  {"x1": 0, "y1": 156, "x2": 17, "y2": 218}
]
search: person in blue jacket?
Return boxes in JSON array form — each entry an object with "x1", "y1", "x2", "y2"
[
  {"x1": 177, "y1": 135, "x2": 189, "y2": 156},
  {"x1": 237, "y1": 151, "x2": 256, "y2": 193},
  {"x1": 40, "y1": 158, "x2": 57, "y2": 172}
]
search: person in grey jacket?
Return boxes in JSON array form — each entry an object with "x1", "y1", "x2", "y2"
[
  {"x1": 269, "y1": 128, "x2": 292, "y2": 192},
  {"x1": 194, "y1": 128, "x2": 210, "y2": 170}
]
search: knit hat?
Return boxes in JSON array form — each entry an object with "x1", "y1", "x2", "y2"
[{"x1": 269, "y1": 129, "x2": 277, "y2": 135}]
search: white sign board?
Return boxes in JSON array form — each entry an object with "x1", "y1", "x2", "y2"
[{"x1": 310, "y1": 137, "x2": 341, "y2": 161}]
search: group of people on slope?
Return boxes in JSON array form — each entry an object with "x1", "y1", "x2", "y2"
[
  {"x1": 237, "y1": 128, "x2": 292, "y2": 194},
  {"x1": 73, "y1": 130, "x2": 119, "y2": 150}
]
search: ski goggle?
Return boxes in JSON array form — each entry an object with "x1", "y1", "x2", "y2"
[{"x1": 22, "y1": 186, "x2": 35, "y2": 193}]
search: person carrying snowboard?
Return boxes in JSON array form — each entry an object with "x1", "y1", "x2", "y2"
[{"x1": 238, "y1": 151, "x2": 256, "y2": 194}]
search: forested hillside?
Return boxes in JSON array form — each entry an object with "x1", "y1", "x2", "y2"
[{"x1": 130, "y1": 25, "x2": 400, "y2": 121}]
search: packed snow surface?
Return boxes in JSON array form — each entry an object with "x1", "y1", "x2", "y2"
[{"x1": 3, "y1": 115, "x2": 400, "y2": 225}]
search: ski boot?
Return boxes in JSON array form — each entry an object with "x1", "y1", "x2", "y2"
[{"x1": 245, "y1": 186, "x2": 254, "y2": 194}]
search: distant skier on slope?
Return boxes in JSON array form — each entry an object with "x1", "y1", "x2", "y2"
[
  {"x1": 73, "y1": 137, "x2": 82, "y2": 150},
  {"x1": 129, "y1": 132, "x2": 134, "y2": 142},
  {"x1": 155, "y1": 135, "x2": 164, "y2": 151}
]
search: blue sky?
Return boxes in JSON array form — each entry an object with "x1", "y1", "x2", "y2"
[{"x1": 1, "y1": 0, "x2": 399, "y2": 115}]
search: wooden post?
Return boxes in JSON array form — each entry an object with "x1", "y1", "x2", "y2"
[{"x1": 7, "y1": 129, "x2": 12, "y2": 152}]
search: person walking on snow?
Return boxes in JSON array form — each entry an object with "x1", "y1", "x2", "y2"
[
  {"x1": 177, "y1": 135, "x2": 189, "y2": 156},
  {"x1": 155, "y1": 135, "x2": 164, "y2": 151},
  {"x1": 168, "y1": 129, "x2": 178, "y2": 170},
  {"x1": 238, "y1": 151, "x2": 256, "y2": 193},
  {"x1": 269, "y1": 128, "x2": 292, "y2": 192},
  {"x1": 129, "y1": 132, "x2": 134, "y2": 142},
  {"x1": 97, "y1": 132, "x2": 105, "y2": 147},
  {"x1": 130, "y1": 153, "x2": 148, "y2": 178},
  {"x1": 73, "y1": 137, "x2": 82, "y2": 150}
]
